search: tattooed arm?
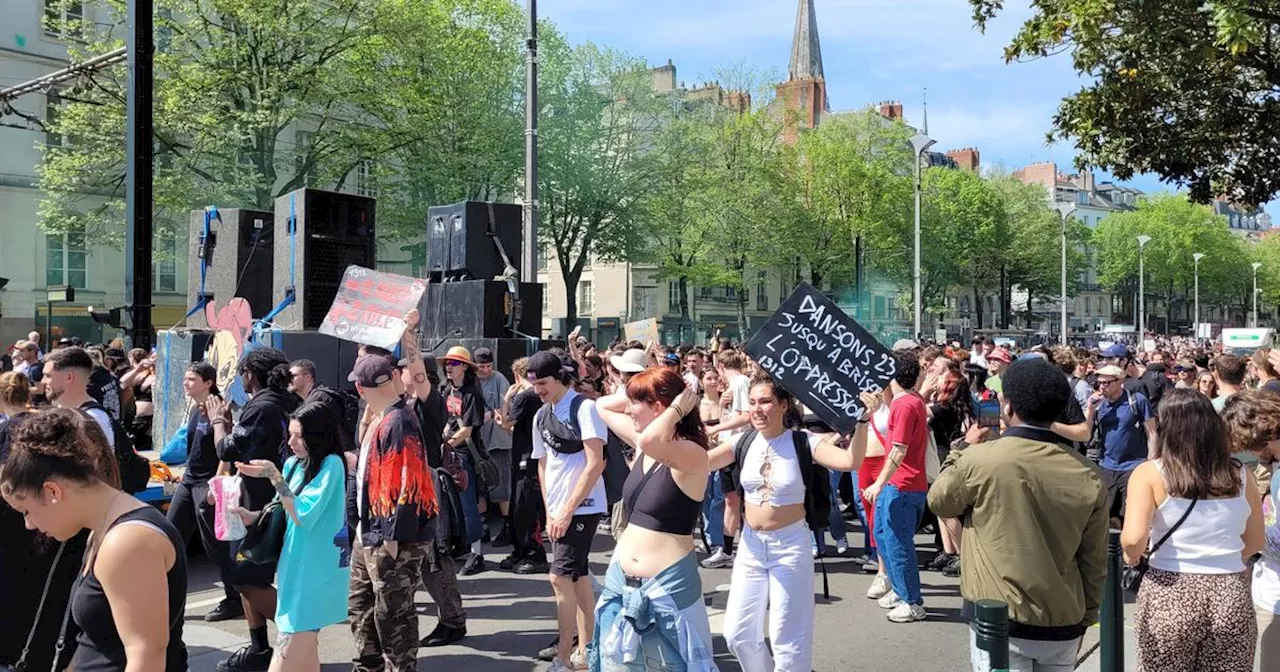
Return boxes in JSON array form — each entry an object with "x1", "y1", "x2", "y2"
[{"x1": 401, "y1": 308, "x2": 432, "y2": 401}]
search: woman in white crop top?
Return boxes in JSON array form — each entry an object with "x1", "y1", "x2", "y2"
[
  {"x1": 707, "y1": 374, "x2": 874, "y2": 672},
  {"x1": 1120, "y1": 389, "x2": 1263, "y2": 672}
]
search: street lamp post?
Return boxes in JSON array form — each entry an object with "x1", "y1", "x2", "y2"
[
  {"x1": 1055, "y1": 204, "x2": 1076, "y2": 345},
  {"x1": 1137, "y1": 235, "x2": 1152, "y2": 335},
  {"x1": 1192, "y1": 253, "x2": 1204, "y2": 338},
  {"x1": 1253, "y1": 262, "x2": 1263, "y2": 327},
  {"x1": 910, "y1": 133, "x2": 936, "y2": 341}
]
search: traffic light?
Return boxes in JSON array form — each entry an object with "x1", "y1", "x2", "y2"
[{"x1": 88, "y1": 306, "x2": 126, "y2": 329}]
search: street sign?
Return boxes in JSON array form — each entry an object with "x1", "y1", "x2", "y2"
[
  {"x1": 47, "y1": 285, "x2": 74, "y2": 303},
  {"x1": 745, "y1": 283, "x2": 895, "y2": 434}
]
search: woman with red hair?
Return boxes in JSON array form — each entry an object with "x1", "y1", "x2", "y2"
[{"x1": 592, "y1": 367, "x2": 717, "y2": 670}]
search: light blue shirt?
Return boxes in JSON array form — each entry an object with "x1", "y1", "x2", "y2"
[{"x1": 275, "y1": 454, "x2": 351, "y2": 634}]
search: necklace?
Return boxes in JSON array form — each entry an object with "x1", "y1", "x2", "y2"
[{"x1": 87, "y1": 491, "x2": 126, "y2": 565}]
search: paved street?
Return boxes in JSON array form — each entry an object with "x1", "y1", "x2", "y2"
[{"x1": 183, "y1": 521, "x2": 979, "y2": 672}]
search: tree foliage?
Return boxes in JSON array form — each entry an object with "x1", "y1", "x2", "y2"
[{"x1": 969, "y1": 0, "x2": 1280, "y2": 205}]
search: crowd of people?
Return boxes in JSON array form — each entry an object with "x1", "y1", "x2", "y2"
[{"x1": 2, "y1": 322, "x2": 1280, "y2": 672}]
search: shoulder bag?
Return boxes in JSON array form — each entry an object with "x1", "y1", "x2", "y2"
[
  {"x1": 234, "y1": 461, "x2": 300, "y2": 569},
  {"x1": 1122, "y1": 497, "x2": 1197, "y2": 593},
  {"x1": 1, "y1": 543, "x2": 66, "y2": 672}
]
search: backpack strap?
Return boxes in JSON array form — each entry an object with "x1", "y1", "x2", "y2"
[
  {"x1": 793, "y1": 429, "x2": 830, "y2": 599},
  {"x1": 568, "y1": 395, "x2": 586, "y2": 437},
  {"x1": 731, "y1": 429, "x2": 757, "y2": 502}
]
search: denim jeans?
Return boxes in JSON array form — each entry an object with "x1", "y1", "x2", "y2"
[
  {"x1": 457, "y1": 452, "x2": 485, "y2": 544},
  {"x1": 874, "y1": 484, "x2": 927, "y2": 605},
  {"x1": 702, "y1": 473, "x2": 725, "y2": 549},
  {"x1": 814, "y1": 470, "x2": 848, "y2": 554},
  {"x1": 592, "y1": 553, "x2": 713, "y2": 672},
  {"x1": 851, "y1": 475, "x2": 876, "y2": 561}
]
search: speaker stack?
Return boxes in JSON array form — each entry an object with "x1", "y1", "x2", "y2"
[
  {"x1": 186, "y1": 208, "x2": 275, "y2": 329},
  {"x1": 272, "y1": 188, "x2": 377, "y2": 330}
]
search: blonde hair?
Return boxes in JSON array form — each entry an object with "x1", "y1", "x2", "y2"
[{"x1": 0, "y1": 371, "x2": 31, "y2": 409}]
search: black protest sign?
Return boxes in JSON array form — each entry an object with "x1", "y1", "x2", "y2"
[{"x1": 744, "y1": 283, "x2": 897, "y2": 434}]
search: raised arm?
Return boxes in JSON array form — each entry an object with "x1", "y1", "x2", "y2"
[
  {"x1": 635, "y1": 386, "x2": 710, "y2": 474},
  {"x1": 400, "y1": 309, "x2": 431, "y2": 401},
  {"x1": 595, "y1": 391, "x2": 639, "y2": 449}
]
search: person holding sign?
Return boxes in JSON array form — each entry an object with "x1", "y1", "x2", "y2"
[
  {"x1": 707, "y1": 373, "x2": 873, "y2": 672},
  {"x1": 590, "y1": 367, "x2": 717, "y2": 671}
]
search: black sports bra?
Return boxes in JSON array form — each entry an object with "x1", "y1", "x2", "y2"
[{"x1": 620, "y1": 458, "x2": 701, "y2": 536}]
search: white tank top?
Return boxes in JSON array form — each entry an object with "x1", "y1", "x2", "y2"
[{"x1": 1148, "y1": 460, "x2": 1250, "y2": 574}]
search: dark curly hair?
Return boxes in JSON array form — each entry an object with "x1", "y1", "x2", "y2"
[
  {"x1": 2, "y1": 408, "x2": 121, "y2": 497},
  {"x1": 237, "y1": 347, "x2": 291, "y2": 393}
]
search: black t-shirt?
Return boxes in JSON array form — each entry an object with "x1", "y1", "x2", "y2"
[
  {"x1": 509, "y1": 387, "x2": 540, "y2": 463},
  {"x1": 86, "y1": 367, "x2": 122, "y2": 422},
  {"x1": 26, "y1": 360, "x2": 47, "y2": 406},
  {"x1": 183, "y1": 405, "x2": 218, "y2": 485},
  {"x1": 408, "y1": 387, "x2": 448, "y2": 469},
  {"x1": 216, "y1": 388, "x2": 299, "y2": 508},
  {"x1": 443, "y1": 379, "x2": 486, "y2": 455},
  {"x1": 929, "y1": 403, "x2": 965, "y2": 449},
  {"x1": 306, "y1": 384, "x2": 355, "y2": 453}
]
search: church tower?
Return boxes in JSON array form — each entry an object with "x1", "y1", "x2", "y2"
[{"x1": 777, "y1": 0, "x2": 829, "y2": 143}]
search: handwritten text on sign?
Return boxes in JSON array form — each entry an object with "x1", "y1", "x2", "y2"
[
  {"x1": 319, "y1": 266, "x2": 427, "y2": 349},
  {"x1": 745, "y1": 283, "x2": 896, "y2": 433}
]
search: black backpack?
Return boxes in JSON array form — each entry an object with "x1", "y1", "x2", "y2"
[
  {"x1": 81, "y1": 400, "x2": 150, "y2": 494},
  {"x1": 433, "y1": 467, "x2": 468, "y2": 559}
]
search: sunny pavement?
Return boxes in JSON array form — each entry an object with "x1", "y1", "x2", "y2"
[{"x1": 183, "y1": 524, "x2": 1144, "y2": 671}]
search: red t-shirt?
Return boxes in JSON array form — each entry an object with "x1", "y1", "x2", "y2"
[{"x1": 888, "y1": 390, "x2": 930, "y2": 492}]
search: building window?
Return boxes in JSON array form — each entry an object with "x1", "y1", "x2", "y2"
[
  {"x1": 960, "y1": 296, "x2": 970, "y2": 313},
  {"x1": 873, "y1": 296, "x2": 885, "y2": 319},
  {"x1": 354, "y1": 159, "x2": 376, "y2": 197},
  {"x1": 153, "y1": 232, "x2": 176, "y2": 292},
  {"x1": 46, "y1": 226, "x2": 87, "y2": 289},
  {"x1": 45, "y1": 91, "x2": 62, "y2": 148},
  {"x1": 537, "y1": 245, "x2": 548, "y2": 273},
  {"x1": 756, "y1": 271, "x2": 768, "y2": 311},
  {"x1": 669, "y1": 281, "x2": 682, "y2": 310},
  {"x1": 633, "y1": 286, "x2": 656, "y2": 317},
  {"x1": 1076, "y1": 190, "x2": 1089, "y2": 205},
  {"x1": 579, "y1": 280, "x2": 593, "y2": 315},
  {"x1": 44, "y1": 1, "x2": 84, "y2": 39},
  {"x1": 542, "y1": 287, "x2": 549, "y2": 315},
  {"x1": 294, "y1": 130, "x2": 316, "y2": 186},
  {"x1": 887, "y1": 297, "x2": 897, "y2": 320},
  {"x1": 157, "y1": 7, "x2": 173, "y2": 52}
]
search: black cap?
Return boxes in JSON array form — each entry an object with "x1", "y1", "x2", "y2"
[
  {"x1": 527, "y1": 351, "x2": 567, "y2": 381},
  {"x1": 474, "y1": 347, "x2": 494, "y2": 364},
  {"x1": 104, "y1": 347, "x2": 126, "y2": 359}
]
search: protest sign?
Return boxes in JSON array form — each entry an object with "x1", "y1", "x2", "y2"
[
  {"x1": 744, "y1": 283, "x2": 896, "y2": 434},
  {"x1": 319, "y1": 266, "x2": 427, "y2": 349},
  {"x1": 624, "y1": 318, "x2": 659, "y2": 345}
]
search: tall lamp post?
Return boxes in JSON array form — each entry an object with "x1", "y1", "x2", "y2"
[
  {"x1": 1054, "y1": 204, "x2": 1076, "y2": 345},
  {"x1": 1136, "y1": 234, "x2": 1152, "y2": 335},
  {"x1": 1253, "y1": 262, "x2": 1263, "y2": 327},
  {"x1": 910, "y1": 132, "x2": 936, "y2": 340},
  {"x1": 1192, "y1": 253, "x2": 1204, "y2": 338}
]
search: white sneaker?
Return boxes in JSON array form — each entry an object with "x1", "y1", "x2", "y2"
[
  {"x1": 877, "y1": 590, "x2": 901, "y2": 609},
  {"x1": 836, "y1": 539, "x2": 849, "y2": 555},
  {"x1": 812, "y1": 544, "x2": 819, "y2": 559},
  {"x1": 569, "y1": 649, "x2": 588, "y2": 670},
  {"x1": 546, "y1": 658, "x2": 573, "y2": 672},
  {"x1": 865, "y1": 573, "x2": 891, "y2": 600},
  {"x1": 886, "y1": 602, "x2": 927, "y2": 623},
  {"x1": 701, "y1": 548, "x2": 734, "y2": 569}
]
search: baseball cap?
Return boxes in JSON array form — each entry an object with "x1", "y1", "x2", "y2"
[
  {"x1": 987, "y1": 347, "x2": 1013, "y2": 364},
  {"x1": 1101, "y1": 343, "x2": 1131, "y2": 359},
  {"x1": 527, "y1": 351, "x2": 568, "y2": 381},
  {"x1": 347, "y1": 354, "x2": 396, "y2": 387},
  {"x1": 609, "y1": 348, "x2": 648, "y2": 373},
  {"x1": 663, "y1": 352, "x2": 681, "y2": 366},
  {"x1": 892, "y1": 338, "x2": 919, "y2": 351},
  {"x1": 473, "y1": 347, "x2": 494, "y2": 364},
  {"x1": 1095, "y1": 364, "x2": 1127, "y2": 380},
  {"x1": 104, "y1": 347, "x2": 126, "y2": 360}
]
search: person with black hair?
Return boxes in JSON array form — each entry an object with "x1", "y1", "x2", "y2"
[
  {"x1": 206, "y1": 346, "x2": 299, "y2": 672},
  {"x1": 862, "y1": 349, "x2": 932, "y2": 623},
  {"x1": 232, "y1": 401, "x2": 352, "y2": 672},
  {"x1": 930, "y1": 358, "x2": 1109, "y2": 671},
  {"x1": 439, "y1": 345, "x2": 489, "y2": 575},
  {"x1": 289, "y1": 358, "x2": 355, "y2": 454},
  {"x1": 168, "y1": 361, "x2": 243, "y2": 622}
]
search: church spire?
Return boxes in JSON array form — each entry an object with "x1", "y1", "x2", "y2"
[
  {"x1": 921, "y1": 87, "x2": 929, "y2": 135},
  {"x1": 788, "y1": 0, "x2": 827, "y2": 96}
]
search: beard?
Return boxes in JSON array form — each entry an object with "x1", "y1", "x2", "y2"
[{"x1": 46, "y1": 385, "x2": 63, "y2": 401}]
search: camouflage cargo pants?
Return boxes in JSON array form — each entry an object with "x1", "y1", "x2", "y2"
[{"x1": 349, "y1": 539, "x2": 428, "y2": 672}]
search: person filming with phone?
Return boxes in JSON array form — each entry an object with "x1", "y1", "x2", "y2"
[{"x1": 1090, "y1": 365, "x2": 1157, "y2": 524}]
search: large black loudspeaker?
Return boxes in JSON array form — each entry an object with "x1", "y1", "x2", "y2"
[
  {"x1": 275, "y1": 330, "x2": 363, "y2": 394},
  {"x1": 425, "y1": 201, "x2": 522, "y2": 281},
  {"x1": 272, "y1": 188, "x2": 376, "y2": 330},
  {"x1": 419, "y1": 280, "x2": 543, "y2": 341},
  {"x1": 186, "y1": 208, "x2": 274, "y2": 328}
]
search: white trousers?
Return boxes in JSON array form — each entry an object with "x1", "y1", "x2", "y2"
[
  {"x1": 722, "y1": 519, "x2": 814, "y2": 672},
  {"x1": 969, "y1": 628, "x2": 1082, "y2": 672}
]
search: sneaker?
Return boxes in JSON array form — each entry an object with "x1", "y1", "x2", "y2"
[
  {"x1": 514, "y1": 555, "x2": 549, "y2": 575},
  {"x1": 499, "y1": 552, "x2": 521, "y2": 570},
  {"x1": 942, "y1": 556, "x2": 962, "y2": 578},
  {"x1": 204, "y1": 598, "x2": 244, "y2": 622},
  {"x1": 865, "y1": 573, "x2": 891, "y2": 600},
  {"x1": 700, "y1": 547, "x2": 734, "y2": 569},
  {"x1": 835, "y1": 539, "x2": 849, "y2": 556},
  {"x1": 850, "y1": 553, "x2": 870, "y2": 565},
  {"x1": 493, "y1": 522, "x2": 513, "y2": 547},
  {"x1": 569, "y1": 649, "x2": 588, "y2": 670},
  {"x1": 537, "y1": 637, "x2": 561, "y2": 662},
  {"x1": 546, "y1": 658, "x2": 573, "y2": 672},
  {"x1": 926, "y1": 551, "x2": 953, "y2": 571},
  {"x1": 461, "y1": 553, "x2": 487, "y2": 576},
  {"x1": 877, "y1": 590, "x2": 901, "y2": 609},
  {"x1": 886, "y1": 602, "x2": 927, "y2": 623},
  {"x1": 215, "y1": 646, "x2": 272, "y2": 672},
  {"x1": 811, "y1": 544, "x2": 820, "y2": 559},
  {"x1": 420, "y1": 623, "x2": 466, "y2": 647},
  {"x1": 862, "y1": 558, "x2": 879, "y2": 574}
]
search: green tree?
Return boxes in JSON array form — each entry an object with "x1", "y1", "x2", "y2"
[
  {"x1": 537, "y1": 39, "x2": 663, "y2": 325},
  {"x1": 969, "y1": 0, "x2": 1280, "y2": 205}
]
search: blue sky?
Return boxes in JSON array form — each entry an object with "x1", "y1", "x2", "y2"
[{"x1": 541, "y1": 0, "x2": 1274, "y2": 213}]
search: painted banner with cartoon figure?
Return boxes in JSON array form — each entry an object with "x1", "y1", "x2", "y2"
[{"x1": 319, "y1": 266, "x2": 428, "y2": 349}]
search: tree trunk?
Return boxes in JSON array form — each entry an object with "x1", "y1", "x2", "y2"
[
  {"x1": 974, "y1": 286, "x2": 984, "y2": 334},
  {"x1": 999, "y1": 265, "x2": 1009, "y2": 329},
  {"x1": 734, "y1": 260, "x2": 749, "y2": 339},
  {"x1": 562, "y1": 268, "x2": 580, "y2": 336},
  {"x1": 678, "y1": 277, "x2": 690, "y2": 322}
]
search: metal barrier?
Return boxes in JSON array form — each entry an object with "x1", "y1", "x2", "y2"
[
  {"x1": 1100, "y1": 528, "x2": 1125, "y2": 671},
  {"x1": 973, "y1": 599, "x2": 1010, "y2": 671}
]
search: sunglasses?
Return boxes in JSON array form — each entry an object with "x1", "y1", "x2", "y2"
[{"x1": 445, "y1": 361, "x2": 465, "y2": 368}]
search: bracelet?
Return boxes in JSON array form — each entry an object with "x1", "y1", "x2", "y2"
[{"x1": 211, "y1": 419, "x2": 229, "y2": 427}]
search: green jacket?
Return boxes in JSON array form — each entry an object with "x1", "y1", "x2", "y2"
[{"x1": 929, "y1": 425, "x2": 1108, "y2": 637}]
